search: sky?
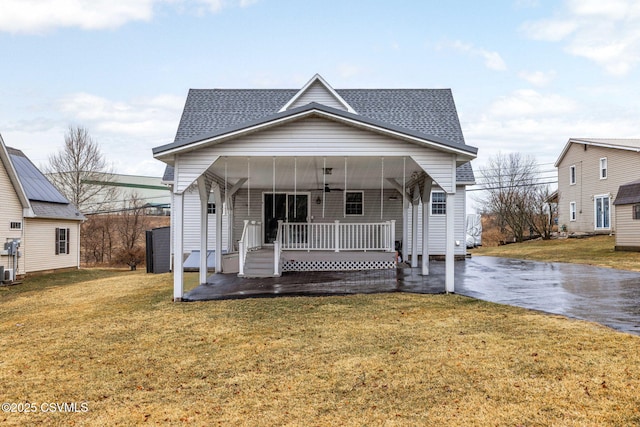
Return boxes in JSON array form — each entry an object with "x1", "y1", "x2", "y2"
[{"x1": 2, "y1": 0, "x2": 640, "y2": 190}]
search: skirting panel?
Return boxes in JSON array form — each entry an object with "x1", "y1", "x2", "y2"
[{"x1": 282, "y1": 259, "x2": 396, "y2": 272}]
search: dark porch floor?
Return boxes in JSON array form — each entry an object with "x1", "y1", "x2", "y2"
[{"x1": 182, "y1": 262, "x2": 450, "y2": 301}]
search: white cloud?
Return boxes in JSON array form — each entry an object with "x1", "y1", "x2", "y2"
[
  {"x1": 518, "y1": 70, "x2": 556, "y2": 87},
  {"x1": 0, "y1": 0, "x2": 259, "y2": 34},
  {"x1": 447, "y1": 41, "x2": 507, "y2": 71},
  {"x1": 521, "y1": 0, "x2": 640, "y2": 75},
  {"x1": 488, "y1": 89, "x2": 577, "y2": 118},
  {"x1": 2, "y1": 92, "x2": 184, "y2": 176},
  {"x1": 0, "y1": 0, "x2": 156, "y2": 34}
]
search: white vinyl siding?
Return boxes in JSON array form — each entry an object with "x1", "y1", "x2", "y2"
[
  {"x1": 182, "y1": 187, "x2": 229, "y2": 253},
  {"x1": 178, "y1": 118, "x2": 459, "y2": 193},
  {"x1": 556, "y1": 143, "x2": 640, "y2": 233},
  {"x1": 0, "y1": 156, "x2": 25, "y2": 272},
  {"x1": 288, "y1": 80, "x2": 348, "y2": 111},
  {"x1": 23, "y1": 219, "x2": 80, "y2": 273},
  {"x1": 405, "y1": 186, "x2": 467, "y2": 256},
  {"x1": 614, "y1": 204, "x2": 640, "y2": 249}
]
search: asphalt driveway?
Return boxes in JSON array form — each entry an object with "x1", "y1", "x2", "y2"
[{"x1": 456, "y1": 256, "x2": 640, "y2": 336}]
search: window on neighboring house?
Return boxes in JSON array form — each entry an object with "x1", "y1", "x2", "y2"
[
  {"x1": 345, "y1": 191, "x2": 363, "y2": 216},
  {"x1": 55, "y1": 227, "x2": 70, "y2": 255},
  {"x1": 10, "y1": 221, "x2": 22, "y2": 230},
  {"x1": 431, "y1": 191, "x2": 446, "y2": 215},
  {"x1": 634, "y1": 204, "x2": 640, "y2": 220},
  {"x1": 599, "y1": 157, "x2": 608, "y2": 179},
  {"x1": 569, "y1": 202, "x2": 577, "y2": 221},
  {"x1": 569, "y1": 165, "x2": 576, "y2": 185},
  {"x1": 207, "y1": 203, "x2": 216, "y2": 214}
]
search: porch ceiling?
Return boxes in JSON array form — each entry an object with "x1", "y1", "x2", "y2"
[{"x1": 207, "y1": 156, "x2": 427, "y2": 191}]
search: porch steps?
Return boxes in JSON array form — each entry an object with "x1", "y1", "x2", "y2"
[{"x1": 242, "y1": 248, "x2": 278, "y2": 278}]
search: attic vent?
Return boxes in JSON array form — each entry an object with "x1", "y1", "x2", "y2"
[
  {"x1": 10, "y1": 222, "x2": 22, "y2": 230},
  {"x1": 323, "y1": 168, "x2": 333, "y2": 175}
]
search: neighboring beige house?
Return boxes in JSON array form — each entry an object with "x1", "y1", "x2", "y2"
[
  {"x1": 613, "y1": 179, "x2": 640, "y2": 251},
  {"x1": 0, "y1": 135, "x2": 84, "y2": 279},
  {"x1": 555, "y1": 138, "x2": 640, "y2": 235},
  {"x1": 153, "y1": 74, "x2": 478, "y2": 300}
]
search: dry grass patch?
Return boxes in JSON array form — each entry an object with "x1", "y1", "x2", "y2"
[
  {"x1": 472, "y1": 235, "x2": 640, "y2": 272},
  {"x1": 1, "y1": 270, "x2": 640, "y2": 426}
]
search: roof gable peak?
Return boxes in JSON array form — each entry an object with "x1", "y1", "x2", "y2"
[{"x1": 279, "y1": 73, "x2": 356, "y2": 114}]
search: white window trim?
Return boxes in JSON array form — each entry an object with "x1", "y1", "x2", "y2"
[
  {"x1": 569, "y1": 201, "x2": 577, "y2": 222},
  {"x1": 569, "y1": 165, "x2": 576, "y2": 185},
  {"x1": 593, "y1": 194, "x2": 611, "y2": 230},
  {"x1": 599, "y1": 157, "x2": 608, "y2": 180},
  {"x1": 430, "y1": 190, "x2": 447, "y2": 216},
  {"x1": 344, "y1": 190, "x2": 364, "y2": 216}
]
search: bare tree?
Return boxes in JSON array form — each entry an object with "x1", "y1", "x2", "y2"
[
  {"x1": 45, "y1": 125, "x2": 118, "y2": 213},
  {"x1": 476, "y1": 152, "x2": 554, "y2": 242},
  {"x1": 114, "y1": 194, "x2": 150, "y2": 270}
]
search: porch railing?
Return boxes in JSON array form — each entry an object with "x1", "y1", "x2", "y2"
[
  {"x1": 238, "y1": 220, "x2": 262, "y2": 276},
  {"x1": 278, "y1": 220, "x2": 395, "y2": 252}
]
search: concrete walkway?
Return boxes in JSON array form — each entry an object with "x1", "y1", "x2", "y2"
[{"x1": 183, "y1": 256, "x2": 640, "y2": 336}]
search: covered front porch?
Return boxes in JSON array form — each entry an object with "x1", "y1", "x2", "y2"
[{"x1": 170, "y1": 152, "x2": 464, "y2": 300}]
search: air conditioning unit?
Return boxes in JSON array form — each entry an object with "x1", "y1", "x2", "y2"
[{"x1": 3, "y1": 268, "x2": 14, "y2": 283}]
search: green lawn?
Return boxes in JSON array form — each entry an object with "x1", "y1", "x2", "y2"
[{"x1": 1, "y1": 268, "x2": 639, "y2": 426}]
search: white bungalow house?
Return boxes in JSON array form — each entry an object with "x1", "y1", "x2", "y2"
[
  {"x1": 0, "y1": 135, "x2": 84, "y2": 279},
  {"x1": 153, "y1": 74, "x2": 478, "y2": 300}
]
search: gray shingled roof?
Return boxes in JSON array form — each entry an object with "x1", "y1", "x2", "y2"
[
  {"x1": 7, "y1": 147, "x2": 84, "y2": 221},
  {"x1": 162, "y1": 87, "x2": 475, "y2": 183},
  {"x1": 613, "y1": 179, "x2": 640, "y2": 205}
]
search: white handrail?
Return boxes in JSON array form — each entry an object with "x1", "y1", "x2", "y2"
[
  {"x1": 279, "y1": 221, "x2": 395, "y2": 252},
  {"x1": 238, "y1": 220, "x2": 262, "y2": 276}
]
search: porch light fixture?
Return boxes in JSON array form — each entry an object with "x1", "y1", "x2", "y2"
[
  {"x1": 323, "y1": 168, "x2": 333, "y2": 175},
  {"x1": 316, "y1": 196, "x2": 322, "y2": 205}
]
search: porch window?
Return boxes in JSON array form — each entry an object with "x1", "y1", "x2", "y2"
[
  {"x1": 431, "y1": 191, "x2": 446, "y2": 215},
  {"x1": 569, "y1": 202, "x2": 576, "y2": 221},
  {"x1": 599, "y1": 157, "x2": 607, "y2": 179},
  {"x1": 345, "y1": 191, "x2": 363, "y2": 216},
  {"x1": 55, "y1": 227, "x2": 70, "y2": 255},
  {"x1": 569, "y1": 165, "x2": 576, "y2": 185},
  {"x1": 206, "y1": 191, "x2": 216, "y2": 215},
  {"x1": 634, "y1": 204, "x2": 640, "y2": 220}
]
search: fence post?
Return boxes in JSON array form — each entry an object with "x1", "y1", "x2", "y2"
[{"x1": 334, "y1": 220, "x2": 340, "y2": 252}]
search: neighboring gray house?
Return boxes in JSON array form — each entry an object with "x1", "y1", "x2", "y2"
[
  {"x1": 613, "y1": 179, "x2": 640, "y2": 251},
  {"x1": 555, "y1": 138, "x2": 640, "y2": 235},
  {"x1": 0, "y1": 135, "x2": 84, "y2": 278},
  {"x1": 153, "y1": 74, "x2": 477, "y2": 300}
]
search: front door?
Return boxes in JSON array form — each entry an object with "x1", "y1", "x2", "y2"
[
  {"x1": 594, "y1": 195, "x2": 610, "y2": 230},
  {"x1": 264, "y1": 193, "x2": 309, "y2": 243}
]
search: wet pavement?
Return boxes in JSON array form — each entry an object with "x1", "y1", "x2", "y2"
[
  {"x1": 455, "y1": 256, "x2": 640, "y2": 336},
  {"x1": 183, "y1": 256, "x2": 640, "y2": 336}
]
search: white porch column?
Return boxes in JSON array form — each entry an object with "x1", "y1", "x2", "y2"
[
  {"x1": 213, "y1": 185, "x2": 223, "y2": 273},
  {"x1": 197, "y1": 178, "x2": 210, "y2": 285},
  {"x1": 173, "y1": 191, "x2": 184, "y2": 301},
  {"x1": 421, "y1": 180, "x2": 432, "y2": 275},
  {"x1": 411, "y1": 183, "x2": 420, "y2": 268},
  {"x1": 445, "y1": 192, "x2": 456, "y2": 293}
]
